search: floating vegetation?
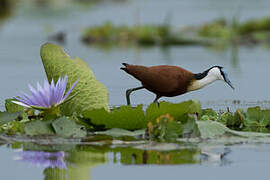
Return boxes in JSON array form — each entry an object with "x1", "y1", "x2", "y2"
[
  {"x1": 197, "y1": 18, "x2": 232, "y2": 39},
  {"x1": 13, "y1": 76, "x2": 79, "y2": 112},
  {"x1": 41, "y1": 43, "x2": 109, "y2": 115},
  {"x1": 81, "y1": 17, "x2": 270, "y2": 48},
  {"x1": 1, "y1": 43, "x2": 270, "y2": 144},
  {"x1": 197, "y1": 17, "x2": 270, "y2": 45},
  {"x1": 83, "y1": 100, "x2": 201, "y2": 130},
  {"x1": 2, "y1": 96, "x2": 270, "y2": 142},
  {"x1": 81, "y1": 22, "x2": 211, "y2": 47},
  {"x1": 0, "y1": 0, "x2": 15, "y2": 23}
]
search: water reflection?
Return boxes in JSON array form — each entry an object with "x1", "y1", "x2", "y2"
[
  {"x1": 7, "y1": 141, "x2": 223, "y2": 179},
  {"x1": 110, "y1": 147, "x2": 199, "y2": 165},
  {"x1": 15, "y1": 151, "x2": 67, "y2": 169},
  {"x1": 43, "y1": 150, "x2": 107, "y2": 180},
  {"x1": 230, "y1": 43, "x2": 239, "y2": 69}
]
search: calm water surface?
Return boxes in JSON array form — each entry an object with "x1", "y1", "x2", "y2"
[{"x1": 1, "y1": 0, "x2": 270, "y2": 179}]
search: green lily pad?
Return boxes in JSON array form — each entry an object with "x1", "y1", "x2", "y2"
[
  {"x1": 83, "y1": 101, "x2": 201, "y2": 130},
  {"x1": 196, "y1": 120, "x2": 270, "y2": 139},
  {"x1": 40, "y1": 43, "x2": 109, "y2": 115},
  {"x1": 145, "y1": 100, "x2": 201, "y2": 124},
  {"x1": 0, "y1": 111, "x2": 21, "y2": 126},
  {"x1": 201, "y1": 108, "x2": 218, "y2": 121},
  {"x1": 5, "y1": 99, "x2": 25, "y2": 113},
  {"x1": 244, "y1": 107, "x2": 270, "y2": 127},
  {"x1": 84, "y1": 105, "x2": 146, "y2": 130},
  {"x1": 182, "y1": 114, "x2": 201, "y2": 138},
  {"x1": 24, "y1": 120, "x2": 55, "y2": 136},
  {"x1": 52, "y1": 117, "x2": 87, "y2": 138}
]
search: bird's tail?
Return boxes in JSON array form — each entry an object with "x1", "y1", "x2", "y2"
[{"x1": 120, "y1": 63, "x2": 130, "y2": 72}]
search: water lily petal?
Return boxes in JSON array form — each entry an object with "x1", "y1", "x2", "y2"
[
  {"x1": 12, "y1": 100, "x2": 31, "y2": 108},
  {"x1": 54, "y1": 76, "x2": 63, "y2": 104},
  {"x1": 24, "y1": 93, "x2": 42, "y2": 106},
  {"x1": 37, "y1": 82, "x2": 50, "y2": 107},
  {"x1": 62, "y1": 79, "x2": 79, "y2": 102},
  {"x1": 14, "y1": 94, "x2": 32, "y2": 106},
  {"x1": 57, "y1": 76, "x2": 68, "y2": 103},
  {"x1": 43, "y1": 79, "x2": 51, "y2": 104},
  {"x1": 49, "y1": 79, "x2": 56, "y2": 105},
  {"x1": 37, "y1": 82, "x2": 47, "y2": 100},
  {"x1": 28, "y1": 84, "x2": 47, "y2": 107},
  {"x1": 15, "y1": 76, "x2": 77, "y2": 109}
]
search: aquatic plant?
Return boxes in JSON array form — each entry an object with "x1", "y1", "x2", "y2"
[
  {"x1": 81, "y1": 22, "x2": 206, "y2": 46},
  {"x1": 12, "y1": 76, "x2": 78, "y2": 110},
  {"x1": 198, "y1": 18, "x2": 232, "y2": 39},
  {"x1": 147, "y1": 114, "x2": 183, "y2": 141},
  {"x1": 40, "y1": 43, "x2": 109, "y2": 115}
]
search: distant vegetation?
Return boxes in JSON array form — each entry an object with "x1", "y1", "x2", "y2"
[
  {"x1": 81, "y1": 22, "x2": 212, "y2": 47},
  {"x1": 0, "y1": 0, "x2": 15, "y2": 23},
  {"x1": 81, "y1": 17, "x2": 270, "y2": 47},
  {"x1": 198, "y1": 17, "x2": 270, "y2": 45}
]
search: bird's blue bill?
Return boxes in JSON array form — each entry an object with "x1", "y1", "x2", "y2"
[{"x1": 222, "y1": 70, "x2": 234, "y2": 90}]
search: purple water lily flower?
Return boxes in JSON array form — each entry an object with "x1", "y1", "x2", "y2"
[
  {"x1": 13, "y1": 76, "x2": 78, "y2": 109},
  {"x1": 14, "y1": 151, "x2": 67, "y2": 169}
]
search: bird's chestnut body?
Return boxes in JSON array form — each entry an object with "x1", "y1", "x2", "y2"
[{"x1": 121, "y1": 63, "x2": 234, "y2": 105}]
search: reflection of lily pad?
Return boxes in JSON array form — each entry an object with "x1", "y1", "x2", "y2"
[
  {"x1": 111, "y1": 147, "x2": 199, "y2": 165},
  {"x1": 40, "y1": 43, "x2": 109, "y2": 115}
]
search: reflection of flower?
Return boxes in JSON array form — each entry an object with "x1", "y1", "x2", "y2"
[
  {"x1": 13, "y1": 76, "x2": 78, "y2": 109},
  {"x1": 14, "y1": 151, "x2": 67, "y2": 169}
]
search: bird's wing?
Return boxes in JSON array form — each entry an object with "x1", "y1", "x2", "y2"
[{"x1": 141, "y1": 66, "x2": 194, "y2": 94}]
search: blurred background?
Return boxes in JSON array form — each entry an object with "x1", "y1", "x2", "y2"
[{"x1": 1, "y1": 0, "x2": 270, "y2": 110}]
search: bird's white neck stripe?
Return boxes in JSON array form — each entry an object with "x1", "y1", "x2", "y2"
[{"x1": 187, "y1": 74, "x2": 218, "y2": 92}]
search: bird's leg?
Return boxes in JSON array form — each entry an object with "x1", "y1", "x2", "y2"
[
  {"x1": 153, "y1": 95, "x2": 161, "y2": 107},
  {"x1": 126, "y1": 86, "x2": 144, "y2": 105}
]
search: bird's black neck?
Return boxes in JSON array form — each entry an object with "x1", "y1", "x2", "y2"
[
  {"x1": 194, "y1": 70, "x2": 209, "y2": 80},
  {"x1": 194, "y1": 66, "x2": 222, "y2": 80}
]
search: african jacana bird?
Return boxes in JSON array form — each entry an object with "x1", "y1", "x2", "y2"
[{"x1": 121, "y1": 63, "x2": 234, "y2": 105}]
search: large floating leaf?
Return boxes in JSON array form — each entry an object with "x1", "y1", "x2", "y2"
[
  {"x1": 0, "y1": 111, "x2": 21, "y2": 126},
  {"x1": 196, "y1": 120, "x2": 270, "y2": 139},
  {"x1": 24, "y1": 120, "x2": 55, "y2": 136},
  {"x1": 24, "y1": 117, "x2": 87, "y2": 138},
  {"x1": 145, "y1": 100, "x2": 201, "y2": 124},
  {"x1": 52, "y1": 117, "x2": 86, "y2": 138},
  {"x1": 84, "y1": 105, "x2": 146, "y2": 130},
  {"x1": 182, "y1": 115, "x2": 200, "y2": 138},
  {"x1": 83, "y1": 101, "x2": 201, "y2": 130},
  {"x1": 40, "y1": 43, "x2": 109, "y2": 115},
  {"x1": 244, "y1": 107, "x2": 270, "y2": 127},
  {"x1": 5, "y1": 99, "x2": 25, "y2": 113}
]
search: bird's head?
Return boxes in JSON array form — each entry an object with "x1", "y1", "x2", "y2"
[{"x1": 208, "y1": 66, "x2": 234, "y2": 90}]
